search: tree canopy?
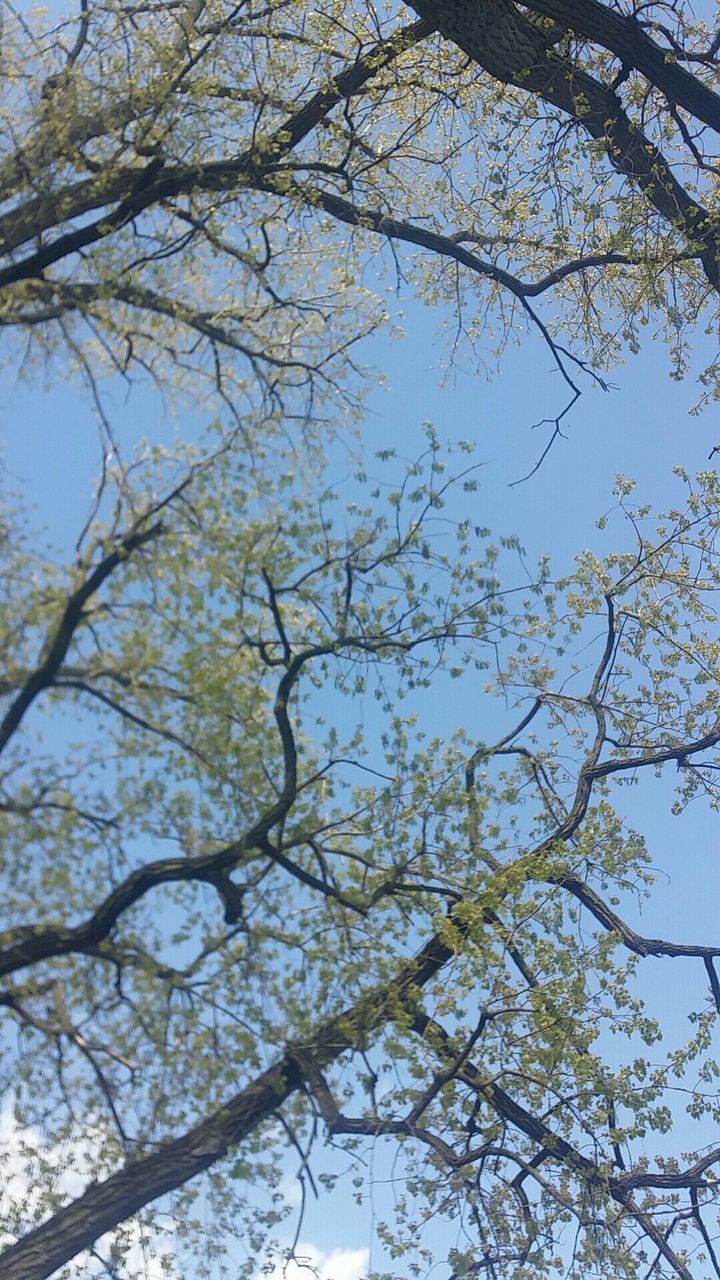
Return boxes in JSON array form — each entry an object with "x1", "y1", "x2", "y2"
[
  {"x1": 4, "y1": 3, "x2": 720, "y2": 1280},
  {"x1": 4, "y1": 0, "x2": 720, "y2": 434},
  {"x1": 4, "y1": 437, "x2": 720, "y2": 1279}
]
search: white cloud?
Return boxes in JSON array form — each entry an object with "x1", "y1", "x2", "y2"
[
  {"x1": 0, "y1": 1098, "x2": 176, "y2": 1279},
  {"x1": 276, "y1": 1171, "x2": 304, "y2": 1210},
  {"x1": 260, "y1": 1243, "x2": 369, "y2": 1280},
  {"x1": 1, "y1": 1101, "x2": 368, "y2": 1280},
  {"x1": 0, "y1": 1100, "x2": 88, "y2": 1238}
]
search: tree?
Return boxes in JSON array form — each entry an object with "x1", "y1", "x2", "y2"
[
  {"x1": 3, "y1": 0, "x2": 720, "y2": 452},
  {"x1": 4, "y1": 2, "x2": 720, "y2": 1278},
  {"x1": 3, "y1": 430, "x2": 720, "y2": 1279}
]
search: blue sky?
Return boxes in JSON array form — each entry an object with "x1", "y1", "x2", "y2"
[{"x1": 4, "y1": 283, "x2": 709, "y2": 560}]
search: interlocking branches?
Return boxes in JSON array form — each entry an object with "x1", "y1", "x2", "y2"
[
  {"x1": 0, "y1": 929, "x2": 456, "y2": 1280},
  {"x1": 3, "y1": 449, "x2": 720, "y2": 1278},
  {"x1": 3, "y1": 0, "x2": 720, "y2": 437}
]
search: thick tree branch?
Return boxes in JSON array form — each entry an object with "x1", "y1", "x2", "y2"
[
  {"x1": 408, "y1": 0, "x2": 720, "y2": 289},
  {"x1": 0, "y1": 928, "x2": 454, "y2": 1280},
  {"x1": 524, "y1": 0, "x2": 720, "y2": 132}
]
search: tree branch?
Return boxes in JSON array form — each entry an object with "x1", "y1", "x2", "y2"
[
  {"x1": 0, "y1": 521, "x2": 162, "y2": 758},
  {"x1": 0, "y1": 927, "x2": 454, "y2": 1280},
  {"x1": 409, "y1": 0, "x2": 720, "y2": 290},
  {"x1": 524, "y1": 0, "x2": 720, "y2": 133}
]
